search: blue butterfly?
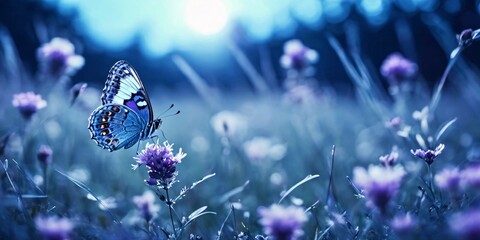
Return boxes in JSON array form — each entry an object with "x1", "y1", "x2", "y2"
[{"x1": 88, "y1": 60, "x2": 161, "y2": 151}]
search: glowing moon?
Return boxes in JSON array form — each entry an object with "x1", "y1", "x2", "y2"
[{"x1": 185, "y1": 0, "x2": 229, "y2": 35}]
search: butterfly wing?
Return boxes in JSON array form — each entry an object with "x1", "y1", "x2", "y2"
[
  {"x1": 102, "y1": 60, "x2": 153, "y2": 125},
  {"x1": 88, "y1": 104, "x2": 146, "y2": 151}
]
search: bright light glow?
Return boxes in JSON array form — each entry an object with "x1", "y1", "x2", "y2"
[
  {"x1": 360, "y1": 0, "x2": 384, "y2": 16},
  {"x1": 185, "y1": 0, "x2": 229, "y2": 35}
]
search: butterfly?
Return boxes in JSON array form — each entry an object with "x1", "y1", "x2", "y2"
[{"x1": 88, "y1": 60, "x2": 162, "y2": 151}]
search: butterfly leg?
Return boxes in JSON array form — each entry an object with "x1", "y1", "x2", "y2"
[
  {"x1": 136, "y1": 141, "x2": 142, "y2": 155},
  {"x1": 136, "y1": 135, "x2": 160, "y2": 154},
  {"x1": 146, "y1": 130, "x2": 166, "y2": 144},
  {"x1": 150, "y1": 135, "x2": 159, "y2": 144},
  {"x1": 160, "y1": 130, "x2": 168, "y2": 141}
]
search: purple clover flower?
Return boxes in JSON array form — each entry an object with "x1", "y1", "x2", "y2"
[
  {"x1": 37, "y1": 38, "x2": 84, "y2": 77},
  {"x1": 411, "y1": 144, "x2": 445, "y2": 165},
  {"x1": 434, "y1": 167, "x2": 462, "y2": 194},
  {"x1": 12, "y1": 91, "x2": 47, "y2": 119},
  {"x1": 37, "y1": 145, "x2": 53, "y2": 165},
  {"x1": 379, "y1": 147, "x2": 399, "y2": 167},
  {"x1": 457, "y1": 29, "x2": 480, "y2": 48},
  {"x1": 35, "y1": 215, "x2": 74, "y2": 240},
  {"x1": 390, "y1": 213, "x2": 417, "y2": 234},
  {"x1": 280, "y1": 39, "x2": 318, "y2": 73},
  {"x1": 380, "y1": 53, "x2": 417, "y2": 85},
  {"x1": 257, "y1": 204, "x2": 308, "y2": 240},
  {"x1": 133, "y1": 141, "x2": 186, "y2": 189},
  {"x1": 449, "y1": 208, "x2": 480, "y2": 240},
  {"x1": 353, "y1": 165, "x2": 406, "y2": 213},
  {"x1": 133, "y1": 190, "x2": 160, "y2": 223},
  {"x1": 460, "y1": 164, "x2": 480, "y2": 189},
  {"x1": 451, "y1": 28, "x2": 480, "y2": 58}
]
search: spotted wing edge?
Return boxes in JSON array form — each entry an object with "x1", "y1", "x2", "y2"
[{"x1": 88, "y1": 103, "x2": 146, "y2": 151}]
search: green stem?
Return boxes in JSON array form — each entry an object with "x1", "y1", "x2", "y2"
[
  {"x1": 429, "y1": 48, "x2": 461, "y2": 115},
  {"x1": 165, "y1": 187, "x2": 177, "y2": 239},
  {"x1": 427, "y1": 164, "x2": 435, "y2": 201},
  {"x1": 43, "y1": 165, "x2": 48, "y2": 194}
]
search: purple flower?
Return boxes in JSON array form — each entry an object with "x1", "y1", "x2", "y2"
[
  {"x1": 353, "y1": 165, "x2": 406, "y2": 213},
  {"x1": 12, "y1": 91, "x2": 47, "y2": 119},
  {"x1": 457, "y1": 29, "x2": 480, "y2": 48},
  {"x1": 380, "y1": 53, "x2": 417, "y2": 85},
  {"x1": 37, "y1": 145, "x2": 53, "y2": 165},
  {"x1": 451, "y1": 28, "x2": 480, "y2": 58},
  {"x1": 411, "y1": 144, "x2": 445, "y2": 165},
  {"x1": 35, "y1": 215, "x2": 74, "y2": 240},
  {"x1": 133, "y1": 141, "x2": 186, "y2": 189},
  {"x1": 449, "y1": 208, "x2": 480, "y2": 240},
  {"x1": 258, "y1": 204, "x2": 308, "y2": 240},
  {"x1": 37, "y1": 38, "x2": 84, "y2": 77},
  {"x1": 379, "y1": 147, "x2": 399, "y2": 167},
  {"x1": 434, "y1": 167, "x2": 461, "y2": 193},
  {"x1": 280, "y1": 39, "x2": 318, "y2": 73},
  {"x1": 133, "y1": 190, "x2": 160, "y2": 223},
  {"x1": 460, "y1": 164, "x2": 480, "y2": 189},
  {"x1": 390, "y1": 213, "x2": 417, "y2": 234}
]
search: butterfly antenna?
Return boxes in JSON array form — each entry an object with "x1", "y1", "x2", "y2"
[
  {"x1": 155, "y1": 104, "x2": 175, "y2": 119},
  {"x1": 162, "y1": 110, "x2": 181, "y2": 119}
]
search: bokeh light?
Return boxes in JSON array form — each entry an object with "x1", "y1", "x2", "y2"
[
  {"x1": 185, "y1": 0, "x2": 229, "y2": 35},
  {"x1": 40, "y1": 0, "x2": 450, "y2": 58}
]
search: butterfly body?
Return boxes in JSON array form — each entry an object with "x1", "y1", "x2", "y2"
[{"x1": 88, "y1": 61, "x2": 161, "y2": 151}]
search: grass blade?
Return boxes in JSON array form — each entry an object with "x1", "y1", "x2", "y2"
[
  {"x1": 279, "y1": 174, "x2": 320, "y2": 204},
  {"x1": 55, "y1": 168, "x2": 119, "y2": 224}
]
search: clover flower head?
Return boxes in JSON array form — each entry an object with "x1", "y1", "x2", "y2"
[
  {"x1": 35, "y1": 215, "x2": 74, "y2": 240},
  {"x1": 411, "y1": 144, "x2": 445, "y2": 165},
  {"x1": 12, "y1": 91, "x2": 47, "y2": 119},
  {"x1": 353, "y1": 165, "x2": 406, "y2": 213},
  {"x1": 379, "y1": 147, "x2": 399, "y2": 167},
  {"x1": 380, "y1": 53, "x2": 417, "y2": 85},
  {"x1": 37, "y1": 37, "x2": 85, "y2": 77},
  {"x1": 37, "y1": 145, "x2": 53, "y2": 165},
  {"x1": 390, "y1": 213, "x2": 417, "y2": 234},
  {"x1": 133, "y1": 141, "x2": 186, "y2": 189},
  {"x1": 457, "y1": 29, "x2": 480, "y2": 48},
  {"x1": 280, "y1": 39, "x2": 318, "y2": 72},
  {"x1": 258, "y1": 204, "x2": 308, "y2": 240},
  {"x1": 460, "y1": 164, "x2": 480, "y2": 189},
  {"x1": 133, "y1": 190, "x2": 160, "y2": 223},
  {"x1": 449, "y1": 208, "x2": 480, "y2": 240},
  {"x1": 435, "y1": 167, "x2": 462, "y2": 193}
]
